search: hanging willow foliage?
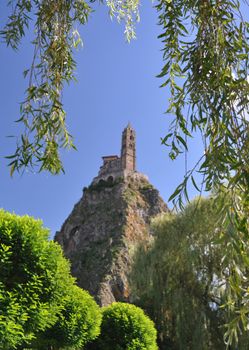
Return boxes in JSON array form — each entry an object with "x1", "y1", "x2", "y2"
[
  {"x1": 156, "y1": 0, "x2": 249, "y2": 345},
  {"x1": 130, "y1": 197, "x2": 249, "y2": 349},
  {"x1": 2, "y1": 0, "x2": 91, "y2": 174},
  {"x1": 1, "y1": 0, "x2": 139, "y2": 174},
  {"x1": 158, "y1": 0, "x2": 249, "y2": 206}
]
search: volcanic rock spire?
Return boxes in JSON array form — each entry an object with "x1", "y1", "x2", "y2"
[{"x1": 55, "y1": 125, "x2": 168, "y2": 305}]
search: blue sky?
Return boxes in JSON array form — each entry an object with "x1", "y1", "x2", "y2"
[{"x1": 0, "y1": 1, "x2": 202, "y2": 237}]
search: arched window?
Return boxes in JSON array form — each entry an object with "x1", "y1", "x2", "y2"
[{"x1": 107, "y1": 176, "x2": 114, "y2": 184}]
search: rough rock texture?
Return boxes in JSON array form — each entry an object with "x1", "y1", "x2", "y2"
[{"x1": 55, "y1": 173, "x2": 168, "y2": 306}]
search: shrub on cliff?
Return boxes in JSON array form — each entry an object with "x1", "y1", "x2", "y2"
[
  {"x1": 89, "y1": 302, "x2": 158, "y2": 350},
  {"x1": 0, "y1": 209, "x2": 101, "y2": 349}
]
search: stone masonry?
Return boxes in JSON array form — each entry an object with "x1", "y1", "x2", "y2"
[{"x1": 92, "y1": 123, "x2": 139, "y2": 184}]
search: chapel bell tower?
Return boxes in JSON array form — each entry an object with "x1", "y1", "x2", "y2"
[{"x1": 121, "y1": 123, "x2": 136, "y2": 171}]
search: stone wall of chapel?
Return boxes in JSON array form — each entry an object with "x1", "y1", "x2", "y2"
[{"x1": 98, "y1": 158, "x2": 122, "y2": 177}]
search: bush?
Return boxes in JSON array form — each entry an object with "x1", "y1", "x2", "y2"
[
  {"x1": 34, "y1": 285, "x2": 102, "y2": 349},
  {"x1": 0, "y1": 209, "x2": 101, "y2": 349},
  {"x1": 90, "y1": 302, "x2": 158, "y2": 350}
]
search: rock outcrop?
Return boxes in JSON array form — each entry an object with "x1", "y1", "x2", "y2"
[{"x1": 55, "y1": 173, "x2": 168, "y2": 306}]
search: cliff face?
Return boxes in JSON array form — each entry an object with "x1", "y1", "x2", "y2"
[{"x1": 55, "y1": 173, "x2": 168, "y2": 306}]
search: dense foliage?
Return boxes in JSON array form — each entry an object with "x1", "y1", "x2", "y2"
[
  {"x1": 89, "y1": 302, "x2": 158, "y2": 350},
  {"x1": 33, "y1": 285, "x2": 102, "y2": 349},
  {"x1": 131, "y1": 197, "x2": 249, "y2": 349},
  {"x1": 0, "y1": 209, "x2": 101, "y2": 349}
]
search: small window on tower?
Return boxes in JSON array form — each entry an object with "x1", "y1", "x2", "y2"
[
  {"x1": 130, "y1": 135, "x2": 134, "y2": 141},
  {"x1": 129, "y1": 143, "x2": 133, "y2": 148}
]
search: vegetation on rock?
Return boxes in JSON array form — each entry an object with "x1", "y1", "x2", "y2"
[{"x1": 55, "y1": 175, "x2": 167, "y2": 306}]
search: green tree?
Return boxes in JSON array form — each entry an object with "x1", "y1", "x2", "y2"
[
  {"x1": 130, "y1": 197, "x2": 249, "y2": 349},
  {"x1": 89, "y1": 302, "x2": 158, "y2": 350},
  {"x1": 0, "y1": 209, "x2": 101, "y2": 349},
  {"x1": 33, "y1": 285, "x2": 102, "y2": 350},
  {"x1": 156, "y1": 0, "x2": 249, "y2": 343}
]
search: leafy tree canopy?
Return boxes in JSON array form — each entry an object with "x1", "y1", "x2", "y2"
[
  {"x1": 0, "y1": 209, "x2": 101, "y2": 349},
  {"x1": 130, "y1": 196, "x2": 249, "y2": 349},
  {"x1": 34, "y1": 284, "x2": 102, "y2": 350},
  {"x1": 89, "y1": 302, "x2": 158, "y2": 350}
]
